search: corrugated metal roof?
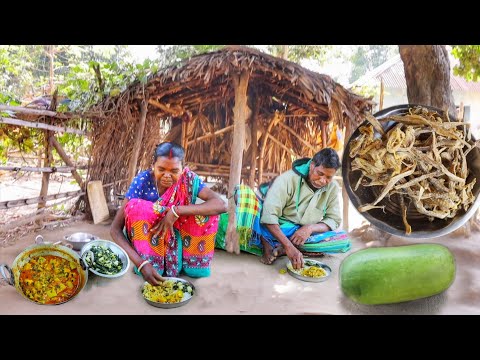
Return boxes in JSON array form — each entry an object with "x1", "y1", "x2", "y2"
[{"x1": 350, "y1": 55, "x2": 480, "y2": 92}]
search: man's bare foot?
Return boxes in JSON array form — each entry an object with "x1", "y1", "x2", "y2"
[
  {"x1": 260, "y1": 237, "x2": 276, "y2": 265},
  {"x1": 272, "y1": 244, "x2": 286, "y2": 257}
]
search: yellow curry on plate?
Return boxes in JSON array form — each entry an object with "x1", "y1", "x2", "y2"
[
  {"x1": 143, "y1": 280, "x2": 193, "y2": 304},
  {"x1": 287, "y1": 261, "x2": 328, "y2": 278}
]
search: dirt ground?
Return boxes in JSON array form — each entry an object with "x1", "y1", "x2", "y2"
[{"x1": 1, "y1": 218, "x2": 479, "y2": 315}]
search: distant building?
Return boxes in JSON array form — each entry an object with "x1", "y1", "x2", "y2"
[{"x1": 350, "y1": 54, "x2": 480, "y2": 136}]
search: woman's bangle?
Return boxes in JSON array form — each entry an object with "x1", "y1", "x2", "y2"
[
  {"x1": 171, "y1": 205, "x2": 180, "y2": 218},
  {"x1": 137, "y1": 260, "x2": 150, "y2": 272}
]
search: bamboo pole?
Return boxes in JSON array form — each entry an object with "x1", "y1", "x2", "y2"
[
  {"x1": 194, "y1": 170, "x2": 246, "y2": 178},
  {"x1": 194, "y1": 171, "x2": 279, "y2": 178},
  {"x1": 148, "y1": 98, "x2": 184, "y2": 116},
  {"x1": 249, "y1": 96, "x2": 260, "y2": 188},
  {"x1": 0, "y1": 180, "x2": 127, "y2": 210},
  {"x1": 0, "y1": 105, "x2": 66, "y2": 118},
  {"x1": 181, "y1": 118, "x2": 189, "y2": 153},
  {"x1": 258, "y1": 112, "x2": 280, "y2": 183},
  {"x1": 0, "y1": 165, "x2": 87, "y2": 173},
  {"x1": 50, "y1": 136, "x2": 84, "y2": 188},
  {"x1": 37, "y1": 130, "x2": 54, "y2": 226},
  {"x1": 321, "y1": 120, "x2": 327, "y2": 149},
  {"x1": 187, "y1": 162, "x2": 231, "y2": 170},
  {"x1": 278, "y1": 122, "x2": 316, "y2": 152},
  {"x1": 226, "y1": 70, "x2": 249, "y2": 254},
  {"x1": 127, "y1": 99, "x2": 148, "y2": 184},
  {"x1": 0, "y1": 104, "x2": 106, "y2": 121},
  {"x1": 267, "y1": 134, "x2": 297, "y2": 157},
  {"x1": 1, "y1": 117, "x2": 86, "y2": 135},
  {"x1": 0, "y1": 190, "x2": 84, "y2": 209},
  {"x1": 186, "y1": 125, "x2": 234, "y2": 146}
]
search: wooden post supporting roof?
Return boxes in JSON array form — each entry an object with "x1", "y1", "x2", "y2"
[
  {"x1": 342, "y1": 121, "x2": 352, "y2": 232},
  {"x1": 225, "y1": 70, "x2": 249, "y2": 254},
  {"x1": 127, "y1": 98, "x2": 148, "y2": 184}
]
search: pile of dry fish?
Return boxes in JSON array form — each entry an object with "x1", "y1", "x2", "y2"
[{"x1": 349, "y1": 106, "x2": 478, "y2": 234}]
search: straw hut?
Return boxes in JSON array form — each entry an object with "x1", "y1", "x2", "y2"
[{"x1": 87, "y1": 46, "x2": 374, "y2": 252}]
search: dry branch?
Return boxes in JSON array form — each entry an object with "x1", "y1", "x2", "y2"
[
  {"x1": 1, "y1": 117, "x2": 86, "y2": 135},
  {"x1": 0, "y1": 165, "x2": 87, "y2": 173},
  {"x1": 0, "y1": 104, "x2": 66, "y2": 118},
  {"x1": 50, "y1": 136, "x2": 85, "y2": 187}
]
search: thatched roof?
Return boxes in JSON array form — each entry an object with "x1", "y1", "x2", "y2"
[
  {"x1": 96, "y1": 46, "x2": 372, "y2": 125},
  {"x1": 88, "y1": 46, "x2": 374, "y2": 198}
]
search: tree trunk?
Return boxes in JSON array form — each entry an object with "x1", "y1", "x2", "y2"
[
  {"x1": 46, "y1": 45, "x2": 56, "y2": 95},
  {"x1": 280, "y1": 45, "x2": 289, "y2": 60},
  {"x1": 399, "y1": 45, "x2": 456, "y2": 118}
]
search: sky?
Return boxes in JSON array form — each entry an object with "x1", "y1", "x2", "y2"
[{"x1": 128, "y1": 45, "x2": 158, "y2": 63}]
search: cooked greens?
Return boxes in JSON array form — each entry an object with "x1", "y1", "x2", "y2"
[{"x1": 84, "y1": 245, "x2": 123, "y2": 275}]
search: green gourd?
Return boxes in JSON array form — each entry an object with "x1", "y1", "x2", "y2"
[{"x1": 339, "y1": 244, "x2": 456, "y2": 305}]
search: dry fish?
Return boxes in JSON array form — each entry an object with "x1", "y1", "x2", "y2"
[{"x1": 349, "y1": 106, "x2": 478, "y2": 234}]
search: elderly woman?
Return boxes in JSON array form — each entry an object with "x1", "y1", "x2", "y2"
[{"x1": 110, "y1": 142, "x2": 227, "y2": 285}]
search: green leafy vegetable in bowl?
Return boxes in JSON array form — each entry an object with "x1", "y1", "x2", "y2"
[{"x1": 83, "y1": 245, "x2": 123, "y2": 275}]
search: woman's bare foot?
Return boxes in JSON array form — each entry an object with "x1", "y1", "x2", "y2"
[
  {"x1": 260, "y1": 237, "x2": 276, "y2": 265},
  {"x1": 272, "y1": 244, "x2": 286, "y2": 257}
]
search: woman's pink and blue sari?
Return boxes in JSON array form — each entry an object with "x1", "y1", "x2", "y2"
[{"x1": 124, "y1": 167, "x2": 219, "y2": 278}]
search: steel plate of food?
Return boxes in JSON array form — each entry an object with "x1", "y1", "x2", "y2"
[
  {"x1": 141, "y1": 277, "x2": 195, "y2": 309},
  {"x1": 286, "y1": 259, "x2": 332, "y2": 283}
]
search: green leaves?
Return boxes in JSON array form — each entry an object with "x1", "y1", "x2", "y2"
[
  {"x1": 156, "y1": 45, "x2": 224, "y2": 68},
  {"x1": 349, "y1": 45, "x2": 399, "y2": 84},
  {"x1": 58, "y1": 51, "x2": 157, "y2": 111},
  {"x1": 451, "y1": 45, "x2": 480, "y2": 82}
]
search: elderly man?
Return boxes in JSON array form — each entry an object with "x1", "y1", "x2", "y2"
[{"x1": 254, "y1": 147, "x2": 342, "y2": 269}]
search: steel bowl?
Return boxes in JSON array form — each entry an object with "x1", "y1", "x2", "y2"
[
  {"x1": 286, "y1": 259, "x2": 332, "y2": 283},
  {"x1": 64, "y1": 232, "x2": 98, "y2": 251},
  {"x1": 80, "y1": 239, "x2": 130, "y2": 278},
  {"x1": 342, "y1": 104, "x2": 480, "y2": 238},
  {"x1": 141, "y1": 277, "x2": 195, "y2": 309},
  {"x1": 0, "y1": 238, "x2": 88, "y2": 305}
]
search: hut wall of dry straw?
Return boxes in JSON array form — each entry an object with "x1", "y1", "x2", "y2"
[{"x1": 88, "y1": 46, "x2": 373, "y2": 202}]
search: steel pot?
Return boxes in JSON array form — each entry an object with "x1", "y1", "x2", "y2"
[
  {"x1": 63, "y1": 232, "x2": 98, "y2": 251},
  {"x1": 342, "y1": 104, "x2": 480, "y2": 238},
  {"x1": 0, "y1": 235, "x2": 89, "y2": 305}
]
